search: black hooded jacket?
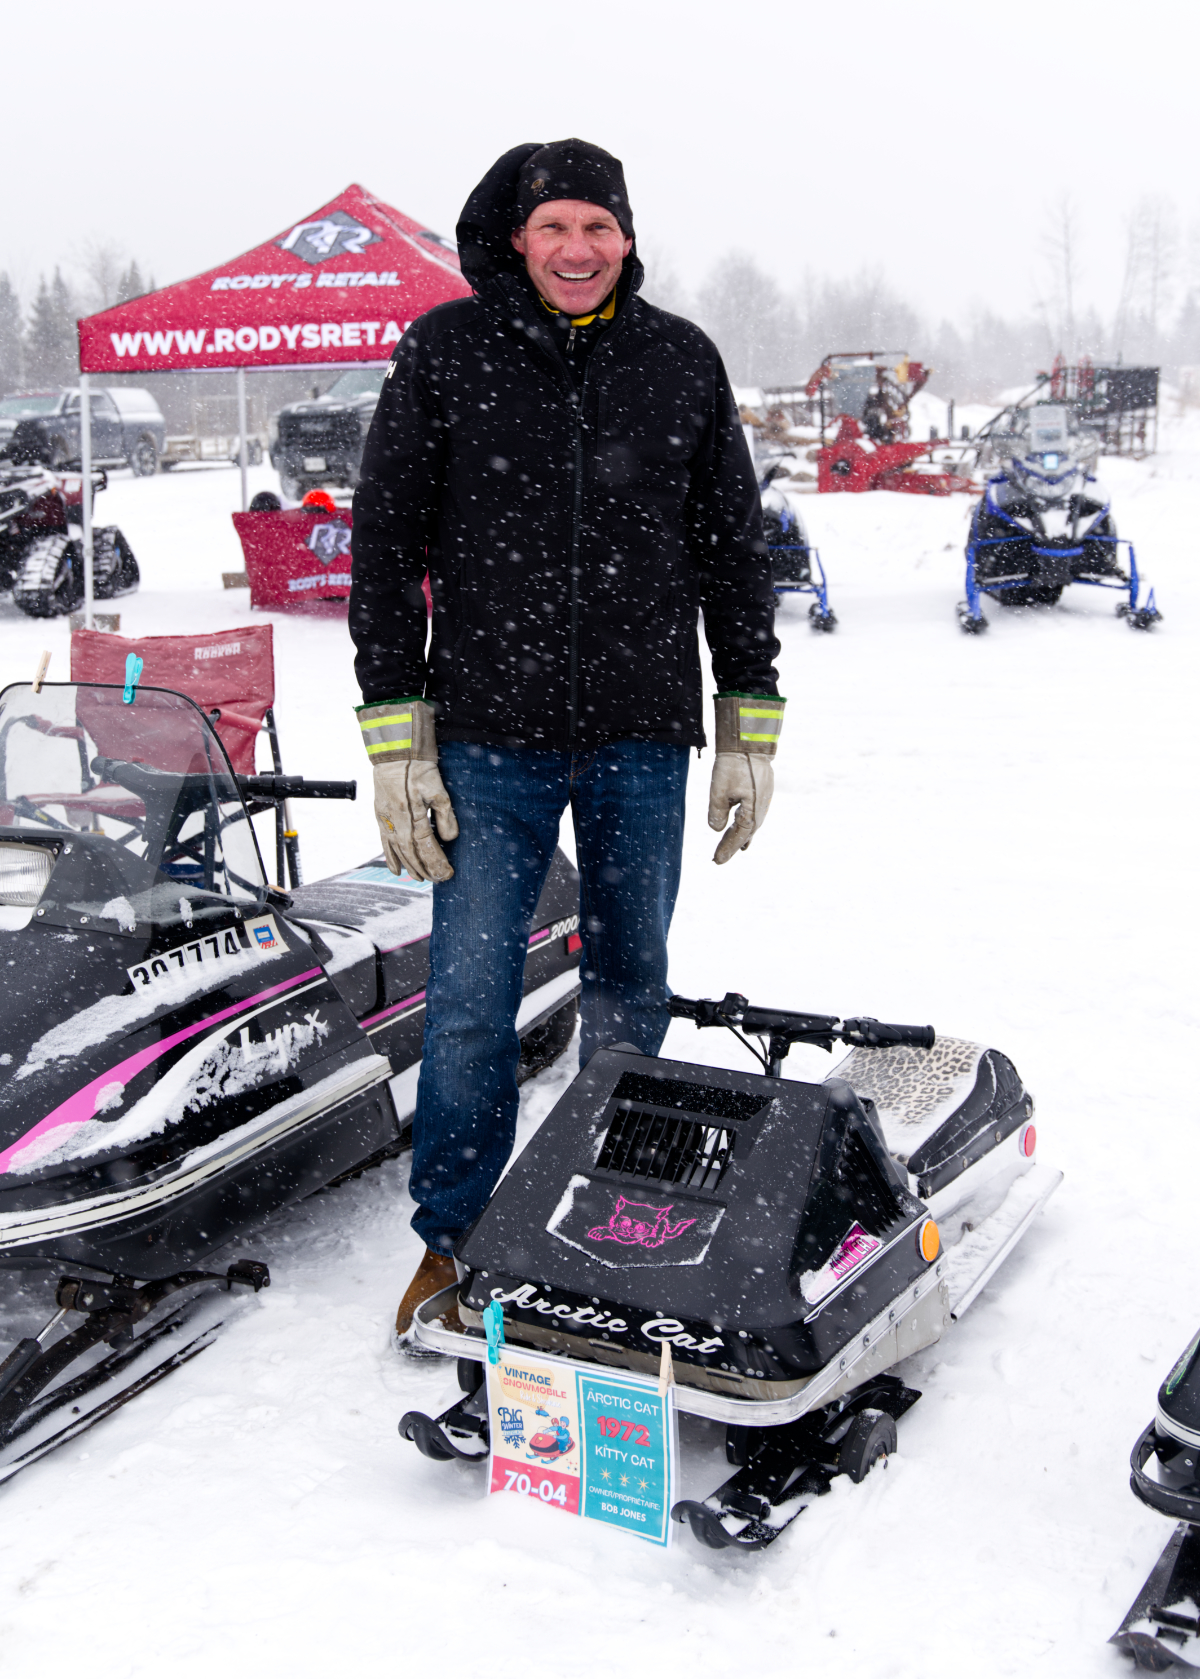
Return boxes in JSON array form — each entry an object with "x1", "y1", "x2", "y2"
[{"x1": 349, "y1": 143, "x2": 779, "y2": 749}]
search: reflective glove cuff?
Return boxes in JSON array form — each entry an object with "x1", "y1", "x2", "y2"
[
  {"x1": 355, "y1": 696, "x2": 438, "y2": 764},
  {"x1": 713, "y1": 693, "x2": 786, "y2": 757}
]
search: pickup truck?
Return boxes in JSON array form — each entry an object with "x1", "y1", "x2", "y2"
[
  {"x1": 269, "y1": 367, "x2": 384, "y2": 502},
  {"x1": 0, "y1": 387, "x2": 166, "y2": 476}
]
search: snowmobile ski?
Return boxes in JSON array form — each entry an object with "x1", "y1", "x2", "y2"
[{"x1": 1112, "y1": 1325, "x2": 1200, "y2": 1667}]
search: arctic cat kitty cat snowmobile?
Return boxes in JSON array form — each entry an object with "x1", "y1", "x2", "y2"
[
  {"x1": 400, "y1": 991, "x2": 1060, "y2": 1551},
  {"x1": 959, "y1": 403, "x2": 1160, "y2": 633},
  {"x1": 759, "y1": 464, "x2": 835, "y2": 631},
  {"x1": 1111, "y1": 1328, "x2": 1200, "y2": 1668},
  {"x1": 0, "y1": 677, "x2": 580, "y2": 1482}
]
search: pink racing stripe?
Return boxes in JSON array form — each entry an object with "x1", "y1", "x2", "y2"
[
  {"x1": 527, "y1": 928, "x2": 550, "y2": 947},
  {"x1": 361, "y1": 990, "x2": 426, "y2": 1031},
  {"x1": 0, "y1": 967, "x2": 324, "y2": 1175}
]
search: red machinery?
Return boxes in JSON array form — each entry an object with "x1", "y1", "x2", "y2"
[
  {"x1": 816, "y1": 415, "x2": 975, "y2": 496},
  {"x1": 804, "y1": 352, "x2": 974, "y2": 496}
]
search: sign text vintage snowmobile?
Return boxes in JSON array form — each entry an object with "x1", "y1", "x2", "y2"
[
  {"x1": 401, "y1": 992, "x2": 1060, "y2": 1550},
  {"x1": 0, "y1": 678, "x2": 580, "y2": 1480}
]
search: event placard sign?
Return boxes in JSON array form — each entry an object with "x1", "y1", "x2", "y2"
[{"x1": 486, "y1": 1347, "x2": 677, "y2": 1546}]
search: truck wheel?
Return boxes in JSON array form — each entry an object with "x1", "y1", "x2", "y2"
[
  {"x1": 47, "y1": 435, "x2": 71, "y2": 470},
  {"x1": 12, "y1": 534, "x2": 83, "y2": 618},
  {"x1": 130, "y1": 436, "x2": 158, "y2": 476},
  {"x1": 248, "y1": 439, "x2": 263, "y2": 466},
  {"x1": 280, "y1": 475, "x2": 306, "y2": 503},
  {"x1": 93, "y1": 527, "x2": 140, "y2": 599}
]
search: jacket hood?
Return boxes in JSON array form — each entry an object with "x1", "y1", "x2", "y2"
[{"x1": 456, "y1": 141, "x2": 642, "y2": 303}]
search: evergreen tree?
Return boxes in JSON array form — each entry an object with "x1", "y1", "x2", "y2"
[
  {"x1": 0, "y1": 273, "x2": 22, "y2": 396},
  {"x1": 116, "y1": 260, "x2": 146, "y2": 304},
  {"x1": 24, "y1": 269, "x2": 78, "y2": 387}
]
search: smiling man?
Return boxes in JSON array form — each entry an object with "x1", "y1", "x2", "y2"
[{"x1": 349, "y1": 140, "x2": 783, "y2": 1343}]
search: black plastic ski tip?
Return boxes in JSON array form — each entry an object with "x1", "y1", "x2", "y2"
[
  {"x1": 1111, "y1": 1521, "x2": 1200, "y2": 1670},
  {"x1": 671, "y1": 1497, "x2": 802, "y2": 1552},
  {"x1": 225, "y1": 1260, "x2": 270, "y2": 1292},
  {"x1": 399, "y1": 1409, "x2": 487, "y2": 1463}
]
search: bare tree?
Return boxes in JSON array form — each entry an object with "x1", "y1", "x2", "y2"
[
  {"x1": 77, "y1": 240, "x2": 128, "y2": 313},
  {"x1": 1037, "y1": 194, "x2": 1083, "y2": 359},
  {"x1": 1112, "y1": 196, "x2": 1179, "y2": 361}
]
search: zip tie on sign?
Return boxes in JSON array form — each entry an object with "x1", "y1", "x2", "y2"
[
  {"x1": 122, "y1": 653, "x2": 144, "y2": 706},
  {"x1": 32, "y1": 651, "x2": 50, "y2": 695},
  {"x1": 658, "y1": 1339, "x2": 675, "y2": 1397},
  {"x1": 483, "y1": 1299, "x2": 505, "y2": 1365}
]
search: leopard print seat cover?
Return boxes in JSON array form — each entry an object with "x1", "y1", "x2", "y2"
[{"x1": 825, "y1": 1037, "x2": 987, "y2": 1158}]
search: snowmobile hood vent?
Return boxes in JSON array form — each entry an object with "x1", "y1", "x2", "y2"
[
  {"x1": 596, "y1": 1104, "x2": 735, "y2": 1194},
  {"x1": 0, "y1": 841, "x2": 54, "y2": 906},
  {"x1": 610, "y1": 1070, "x2": 764, "y2": 1123}
]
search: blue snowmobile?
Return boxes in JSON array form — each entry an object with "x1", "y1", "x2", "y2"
[{"x1": 959, "y1": 404, "x2": 1161, "y2": 633}]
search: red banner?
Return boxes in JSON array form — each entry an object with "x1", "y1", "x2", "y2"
[{"x1": 233, "y1": 510, "x2": 354, "y2": 613}]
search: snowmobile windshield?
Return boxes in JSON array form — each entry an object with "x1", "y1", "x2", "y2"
[{"x1": 0, "y1": 682, "x2": 266, "y2": 934}]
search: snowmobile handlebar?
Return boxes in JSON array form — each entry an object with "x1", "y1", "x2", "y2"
[
  {"x1": 236, "y1": 774, "x2": 356, "y2": 802},
  {"x1": 668, "y1": 992, "x2": 934, "y2": 1075}
]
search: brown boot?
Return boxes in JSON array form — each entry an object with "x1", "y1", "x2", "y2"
[{"x1": 395, "y1": 1248, "x2": 459, "y2": 1341}]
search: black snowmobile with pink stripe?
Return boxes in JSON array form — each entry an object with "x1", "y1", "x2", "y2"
[{"x1": 0, "y1": 677, "x2": 579, "y2": 1481}]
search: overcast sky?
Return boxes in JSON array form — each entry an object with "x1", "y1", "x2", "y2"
[{"x1": 7, "y1": 0, "x2": 1196, "y2": 330}]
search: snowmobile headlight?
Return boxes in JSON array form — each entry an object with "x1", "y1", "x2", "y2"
[
  {"x1": 0, "y1": 842, "x2": 54, "y2": 906},
  {"x1": 1044, "y1": 453, "x2": 1059, "y2": 469}
]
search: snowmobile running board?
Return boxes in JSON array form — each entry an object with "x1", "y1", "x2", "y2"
[{"x1": 411, "y1": 1163, "x2": 1062, "y2": 1430}]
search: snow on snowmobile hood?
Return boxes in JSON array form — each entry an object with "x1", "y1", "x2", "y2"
[{"x1": 455, "y1": 142, "x2": 643, "y2": 308}]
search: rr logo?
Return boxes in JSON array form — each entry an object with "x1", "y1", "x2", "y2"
[{"x1": 277, "y1": 212, "x2": 380, "y2": 265}]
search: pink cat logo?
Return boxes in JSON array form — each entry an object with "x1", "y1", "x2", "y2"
[{"x1": 586, "y1": 1195, "x2": 697, "y2": 1250}]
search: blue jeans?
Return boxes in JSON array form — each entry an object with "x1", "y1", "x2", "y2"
[{"x1": 410, "y1": 740, "x2": 689, "y2": 1253}]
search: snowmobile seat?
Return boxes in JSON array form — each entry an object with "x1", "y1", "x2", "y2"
[{"x1": 825, "y1": 1038, "x2": 1032, "y2": 1197}]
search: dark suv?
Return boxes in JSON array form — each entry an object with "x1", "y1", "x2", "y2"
[
  {"x1": 0, "y1": 388, "x2": 165, "y2": 475},
  {"x1": 269, "y1": 368, "x2": 385, "y2": 502}
]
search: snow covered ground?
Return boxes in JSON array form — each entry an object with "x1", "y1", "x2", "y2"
[{"x1": 0, "y1": 436, "x2": 1197, "y2": 1676}]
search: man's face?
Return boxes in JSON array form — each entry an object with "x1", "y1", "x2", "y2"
[{"x1": 511, "y1": 200, "x2": 632, "y2": 316}]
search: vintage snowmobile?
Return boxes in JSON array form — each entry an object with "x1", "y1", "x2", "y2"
[
  {"x1": 0, "y1": 676, "x2": 580, "y2": 1482},
  {"x1": 0, "y1": 463, "x2": 139, "y2": 619},
  {"x1": 400, "y1": 991, "x2": 1060, "y2": 1551},
  {"x1": 759, "y1": 465, "x2": 835, "y2": 630},
  {"x1": 959, "y1": 403, "x2": 1160, "y2": 633},
  {"x1": 1111, "y1": 1327, "x2": 1200, "y2": 1668}
]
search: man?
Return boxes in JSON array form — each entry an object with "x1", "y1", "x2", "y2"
[{"x1": 349, "y1": 140, "x2": 784, "y2": 1342}]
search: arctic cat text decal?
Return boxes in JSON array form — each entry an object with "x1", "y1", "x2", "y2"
[
  {"x1": 487, "y1": 1283, "x2": 725, "y2": 1357},
  {"x1": 800, "y1": 1221, "x2": 882, "y2": 1306}
]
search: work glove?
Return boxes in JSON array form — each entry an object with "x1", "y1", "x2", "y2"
[
  {"x1": 355, "y1": 697, "x2": 458, "y2": 883},
  {"x1": 708, "y1": 693, "x2": 786, "y2": 865}
]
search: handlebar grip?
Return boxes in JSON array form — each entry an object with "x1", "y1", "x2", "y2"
[
  {"x1": 667, "y1": 995, "x2": 704, "y2": 1020},
  {"x1": 238, "y1": 775, "x2": 357, "y2": 801},
  {"x1": 842, "y1": 1017, "x2": 935, "y2": 1050}
]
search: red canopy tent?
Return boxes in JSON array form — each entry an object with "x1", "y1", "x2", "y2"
[{"x1": 73, "y1": 184, "x2": 471, "y2": 621}]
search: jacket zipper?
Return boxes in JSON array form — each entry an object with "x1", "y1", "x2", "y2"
[{"x1": 569, "y1": 365, "x2": 588, "y2": 743}]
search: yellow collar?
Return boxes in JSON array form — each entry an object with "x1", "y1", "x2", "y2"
[{"x1": 539, "y1": 290, "x2": 617, "y2": 326}]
